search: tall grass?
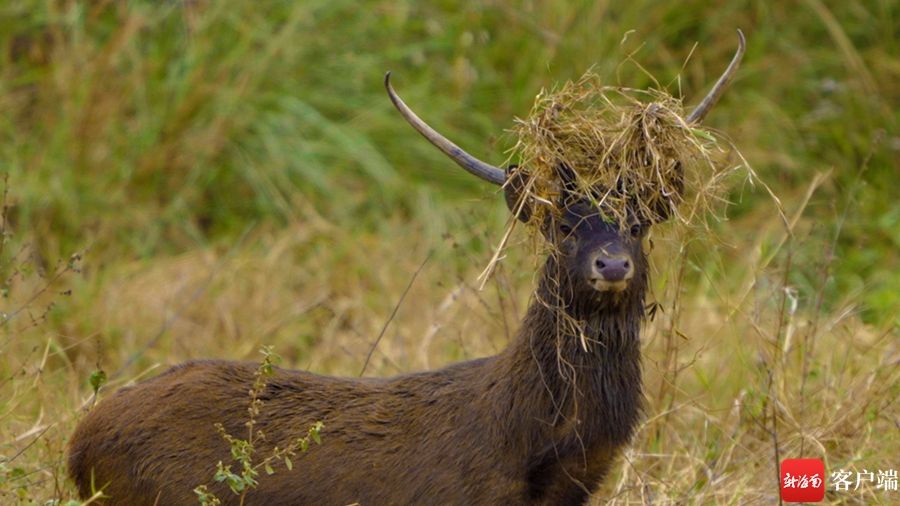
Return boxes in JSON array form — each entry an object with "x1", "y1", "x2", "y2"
[{"x1": 0, "y1": 0, "x2": 896, "y2": 503}]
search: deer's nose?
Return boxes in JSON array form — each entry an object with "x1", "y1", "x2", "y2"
[{"x1": 593, "y1": 255, "x2": 633, "y2": 282}]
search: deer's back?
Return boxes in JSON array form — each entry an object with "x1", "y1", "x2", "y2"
[{"x1": 67, "y1": 358, "x2": 535, "y2": 505}]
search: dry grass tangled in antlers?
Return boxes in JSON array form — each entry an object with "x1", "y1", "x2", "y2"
[{"x1": 509, "y1": 71, "x2": 742, "y2": 231}]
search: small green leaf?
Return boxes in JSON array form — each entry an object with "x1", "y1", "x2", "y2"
[
  {"x1": 265, "y1": 463, "x2": 274, "y2": 475},
  {"x1": 284, "y1": 456, "x2": 292, "y2": 470},
  {"x1": 689, "y1": 127, "x2": 716, "y2": 142},
  {"x1": 89, "y1": 369, "x2": 107, "y2": 394}
]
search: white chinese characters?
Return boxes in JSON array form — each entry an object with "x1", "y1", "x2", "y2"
[
  {"x1": 783, "y1": 472, "x2": 823, "y2": 489},
  {"x1": 831, "y1": 469, "x2": 897, "y2": 493}
]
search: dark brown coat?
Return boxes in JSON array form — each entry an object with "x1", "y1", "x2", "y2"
[{"x1": 68, "y1": 208, "x2": 649, "y2": 505}]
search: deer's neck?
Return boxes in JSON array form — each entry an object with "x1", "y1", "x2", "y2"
[{"x1": 490, "y1": 254, "x2": 646, "y2": 447}]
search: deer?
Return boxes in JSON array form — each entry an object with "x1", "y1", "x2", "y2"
[{"x1": 68, "y1": 32, "x2": 745, "y2": 506}]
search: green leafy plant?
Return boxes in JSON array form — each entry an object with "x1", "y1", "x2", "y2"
[{"x1": 194, "y1": 346, "x2": 323, "y2": 506}]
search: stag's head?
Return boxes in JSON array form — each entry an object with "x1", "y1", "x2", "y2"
[
  {"x1": 501, "y1": 161, "x2": 649, "y2": 305},
  {"x1": 385, "y1": 31, "x2": 744, "y2": 305}
]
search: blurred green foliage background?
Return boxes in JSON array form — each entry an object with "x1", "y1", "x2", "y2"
[
  {"x1": 0, "y1": 0, "x2": 896, "y2": 316},
  {"x1": 0, "y1": 2, "x2": 897, "y2": 502}
]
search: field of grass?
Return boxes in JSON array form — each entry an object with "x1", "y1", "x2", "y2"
[{"x1": 0, "y1": 0, "x2": 897, "y2": 504}]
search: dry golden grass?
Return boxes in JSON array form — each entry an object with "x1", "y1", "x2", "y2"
[{"x1": 510, "y1": 71, "x2": 732, "y2": 229}]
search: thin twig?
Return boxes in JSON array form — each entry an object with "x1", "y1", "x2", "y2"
[{"x1": 359, "y1": 251, "x2": 432, "y2": 377}]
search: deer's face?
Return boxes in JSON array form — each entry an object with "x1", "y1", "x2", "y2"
[
  {"x1": 499, "y1": 163, "x2": 650, "y2": 297},
  {"x1": 549, "y1": 200, "x2": 647, "y2": 294}
]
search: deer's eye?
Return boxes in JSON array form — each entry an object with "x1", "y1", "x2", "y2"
[
  {"x1": 630, "y1": 223, "x2": 642, "y2": 237},
  {"x1": 559, "y1": 223, "x2": 573, "y2": 236}
]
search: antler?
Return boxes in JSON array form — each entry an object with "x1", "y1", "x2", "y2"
[
  {"x1": 685, "y1": 29, "x2": 746, "y2": 124},
  {"x1": 385, "y1": 72, "x2": 506, "y2": 185}
]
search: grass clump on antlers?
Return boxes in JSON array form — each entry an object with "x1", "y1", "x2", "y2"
[{"x1": 510, "y1": 70, "x2": 736, "y2": 230}]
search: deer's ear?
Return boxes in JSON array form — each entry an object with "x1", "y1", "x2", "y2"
[{"x1": 504, "y1": 165, "x2": 533, "y2": 223}]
